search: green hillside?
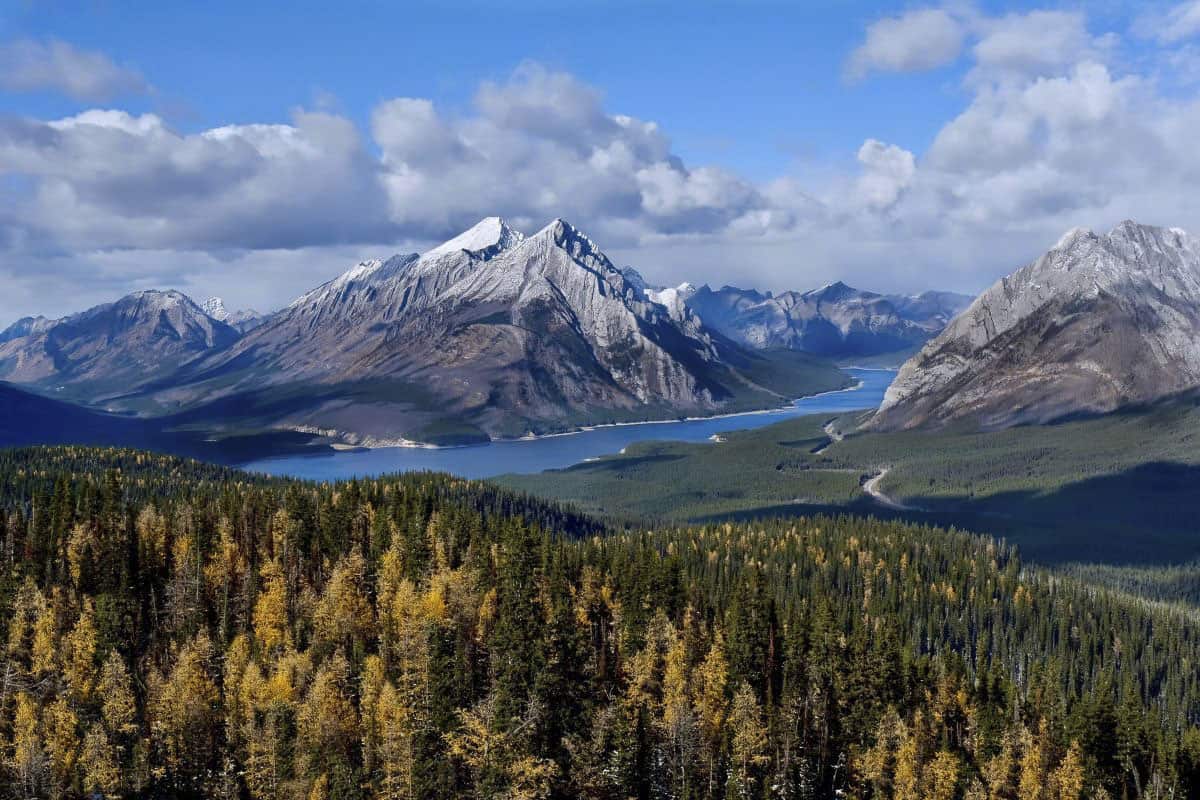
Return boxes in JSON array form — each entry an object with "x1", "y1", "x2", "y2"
[{"x1": 498, "y1": 396, "x2": 1200, "y2": 564}]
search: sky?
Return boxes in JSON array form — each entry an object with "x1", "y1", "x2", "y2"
[{"x1": 2, "y1": 0, "x2": 1200, "y2": 325}]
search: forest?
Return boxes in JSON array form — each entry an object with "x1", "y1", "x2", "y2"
[{"x1": 3, "y1": 446, "x2": 1200, "y2": 799}]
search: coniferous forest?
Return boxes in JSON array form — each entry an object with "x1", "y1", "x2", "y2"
[{"x1": 4, "y1": 447, "x2": 1200, "y2": 799}]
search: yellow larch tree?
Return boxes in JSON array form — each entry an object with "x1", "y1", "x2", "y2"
[
  {"x1": 925, "y1": 749, "x2": 961, "y2": 800},
  {"x1": 1051, "y1": 740, "x2": 1086, "y2": 800},
  {"x1": 64, "y1": 598, "x2": 98, "y2": 706},
  {"x1": 253, "y1": 559, "x2": 292, "y2": 656},
  {"x1": 727, "y1": 683, "x2": 769, "y2": 800},
  {"x1": 43, "y1": 695, "x2": 80, "y2": 798},
  {"x1": 10, "y1": 692, "x2": 48, "y2": 799}
]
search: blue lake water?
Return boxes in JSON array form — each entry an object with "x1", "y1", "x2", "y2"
[{"x1": 242, "y1": 368, "x2": 896, "y2": 480}]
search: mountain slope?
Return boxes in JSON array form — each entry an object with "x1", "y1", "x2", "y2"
[
  {"x1": 870, "y1": 221, "x2": 1200, "y2": 431},
  {"x1": 143, "y1": 218, "x2": 846, "y2": 443},
  {"x1": 0, "y1": 381, "x2": 307, "y2": 462},
  {"x1": 0, "y1": 290, "x2": 240, "y2": 401},
  {"x1": 684, "y1": 281, "x2": 971, "y2": 357}
]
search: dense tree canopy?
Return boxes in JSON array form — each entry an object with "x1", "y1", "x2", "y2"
[{"x1": 1, "y1": 447, "x2": 1198, "y2": 799}]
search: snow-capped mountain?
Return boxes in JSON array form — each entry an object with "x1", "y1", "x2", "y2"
[
  {"x1": 152, "y1": 217, "x2": 839, "y2": 442},
  {"x1": 683, "y1": 282, "x2": 972, "y2": 357},
  {"x1": 0, "y1": 290, "x2": 241, "y2": 399},
  {"x1": 870, "y1": 221, "x2": 1200, "y2": 431},
  {"x1": 202, "y1": 297, "x2": 264, "y2": 332}
]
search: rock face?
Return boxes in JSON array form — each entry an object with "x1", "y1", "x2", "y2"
[
  {"x1": 157, "y1": 218, "x2": 828, "y2": 440},
  {"x1": 870, "y1": 221, "x2": 1200, "y2": 431},
  {"x1": 0, "y1": 290, "x2": 240, "y2": 400},
  {"x1": 684, "y1": 282, "x2": 971, "y2": 357}
]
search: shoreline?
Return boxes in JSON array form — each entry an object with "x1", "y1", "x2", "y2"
[{"x1": 265, "y1": 371, "x2": 876, "y2": 459}]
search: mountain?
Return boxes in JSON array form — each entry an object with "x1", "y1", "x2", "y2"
[
  {"x1": 202, "y1": 297, "x2": 264, "y2": 333},
  {"x1": 683, "y1": 281, "x2": 972, "y2": 357},
  {"x1": 870, "y1": 221, "x2": 1200, "y2": 431},
  {"x1": 0, "y1": 290, "x2": 240, "y2": 401},
  {"x1": 144, "y1": 218, "x2": 845, "y2": 443},
  {"x1": 646, "y1": 282, "x2": 697, "y2": 323},
  {"x1": 0, "y1": 315, "x2": 55, "y2": 344}
]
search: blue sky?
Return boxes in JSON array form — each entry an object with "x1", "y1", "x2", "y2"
[
  {"x1": 4, "y1": 1, "x2": 960, "y2": 174},
  {"x1": 2, "y1": 0, "x2": 1199, "y2": 322}
]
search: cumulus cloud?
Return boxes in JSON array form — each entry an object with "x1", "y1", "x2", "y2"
[
  {"x1": 362, "y1": 63, "x2": 766, "y2": 239},
  {"x1": 854, "y1": 140, "x2": 916, "y2": 210},
  {"x1": 969, "y1": 11, "x2": 1114, "y2": 84},
  {"x1": 0, "y1": 38, "x2": 149, "y2": 100},
  {"x1": 812, "y1": 4, "x2": 1200, "y2": 297},
  {"x1": 0, "y1": 108, "x2": 393, "y2": 253},
  {"x1": 845, "y1": 9, "x2": 966, "y2": 79},
  {"x1": 7, "y1": 11, "x2": 1200, "y2": 325}
]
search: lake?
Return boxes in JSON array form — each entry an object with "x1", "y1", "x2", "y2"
[{"x1": 242, "y1": 367, "x2": 896, "y2": 480}]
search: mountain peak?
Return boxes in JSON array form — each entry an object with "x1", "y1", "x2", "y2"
[
  {"x1": 0, "y1": 315, "x2": 54, "y2": 344},
  {"x1": 1104, "y1": 219, "x2": 1195, "y2": 251},
  {"x1": 804, "y1": 280, "x2": 860, "y2": 302},
  {"x1": 1052, "y1": 226, "x2": 1096, "y2": 251},
  {"x1": 524, "y1": 218, "x2": 610, "y2": 268},
  {"x1": 1109, "y1": 219, "x2": 1157, "y2": 237},
  {"x1": 536, "y1": 217, "x2": 595, "y2": 246},
  {"x1": 121, "y1": 289, "x2": 196, "y2": 312},
  {"x1": 203, "y1": 296, "x2": 229, "y2": 321},
  {"x1": 872, "y1": 219, "x2": 1200, "y2": 431},
  {"x1": 426, "y1": 217, "x2": 525, "y2": 259}
]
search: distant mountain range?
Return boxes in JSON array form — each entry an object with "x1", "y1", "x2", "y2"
[
  {"x1": 677, "y1": 281, "x2": 972, "y2": 358},
  {"x1": 142, "y1": 217, "x2": 856, "y2": 443},
  {"x1": 6, "y1": 217, "x2": 969, "y2": 447},
  {"x1": 10, "y1": 215, "x2": 1192, "y2": 448},
  {"x1": 871, "y1": 221, "x2": 1200, "y2": 431}
]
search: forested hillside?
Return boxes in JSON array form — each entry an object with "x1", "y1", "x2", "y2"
[
  {"x1": 498, "y1": 400, "x2": 1200, "y2": 564},
  {"x1": 3, "y1": 447, "x2": 1200, "y2": 799}
]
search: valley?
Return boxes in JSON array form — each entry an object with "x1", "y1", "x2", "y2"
[
  {"x1": 241, "y1": 367, "x2": 892, "y2": 479},
  {"x1": 498, "y1": 392, "x2": 1200, "y2": 564}
]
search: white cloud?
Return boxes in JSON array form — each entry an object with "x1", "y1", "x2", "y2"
[
  {"x1": 1148, "y1": 1, "x2": 1200, "y2": 43},
  {"x1": 368, "y1": 63, "x2": 767, "y2": 238},
  {"x1": 0, "y1": 107, "x2": 392, "y2": 253},
  {"x1": 7, "y1": 12, "x2": 1200, "y2": 325},
  {"x1": 855, "y1": 139, "x2": 916, "y2": 210},
  {"x1": 0, "y1": 39, "x2": 149, "y2": 101},
  {"x1": 969, "y1": 10, "x2": 1114, "y2": 84},
  {"x1": 845, "y1": 8, "x2": 966, "y2": 79}
]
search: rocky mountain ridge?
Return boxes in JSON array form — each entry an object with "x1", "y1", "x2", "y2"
[
  {"x1": 0, "y1": 290, "x2": 240, "y2": 400},
  {"x1": 682, "y1": 281, "x2": 972, "y2": 358},
  {"x1": 870, "y1": 221, "x2": 1200, "y2": 430},
  {"x1": 136, "y1": 217, "x2": 846, "y2": 443}
]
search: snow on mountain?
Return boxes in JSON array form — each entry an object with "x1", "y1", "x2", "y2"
[
  {"x1": 203, "y1": 297, "x2": 263, "y2": 332},
  {"x1": 148, "y1": 217, "x2": 828, "y2": 442},
  {"x1": 870, "y1": 221, "x2": 1200, "y2": 431},
  {"x1": 202, "y1": 296, "x2": 230, "y2": 321},
  {"x1": 647, "y1": 283, "x2": 698, "y2": 322},
  {"x1": 424, "y1": 216, "x2": 525, "y2": 259},
  {"x1": 0, "y1": 290, "x2": 240, "y2": 399},
  {"x1": 684, "y1": 282, "x2": 972, "y2": 356}
]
